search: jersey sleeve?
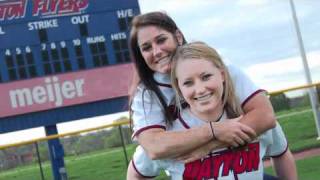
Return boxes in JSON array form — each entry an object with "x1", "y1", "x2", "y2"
[
  {"x1": 228, "y1": 65, "x2": 265, "y2": 107},
  {"x1": 265, "y1": 122, "x2": 288, "y2": 157},
  {"x1": 131, "y1": 85, "x2": 166, "y2": 137},
  {"x1": 132, "y1": 145, "x2": 161, "y2": 178}
]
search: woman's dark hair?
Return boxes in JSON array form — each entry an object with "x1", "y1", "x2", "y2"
[{"x1": 129, "y1": 11, "x2": 187, "y2": 125}]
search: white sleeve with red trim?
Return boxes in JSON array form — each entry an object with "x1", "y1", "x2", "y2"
[
  {"x1": 227, "y1": 65, "x2": 262, "y2": 105},
  {"x1": 131, "y1": 84, "x2": 167, "y2": 137},
  {"x1": 265, "y1": 122, "x2": 288, "y2": 157},
  {"x1": 132, "y1": 145, "x2": 161, "y2": 177}
]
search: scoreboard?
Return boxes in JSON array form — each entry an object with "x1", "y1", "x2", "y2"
[{"x1": 0, "y1": 0, "x2": 140, "y2": 132}]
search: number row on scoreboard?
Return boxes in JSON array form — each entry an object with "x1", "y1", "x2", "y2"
[{"x1": 1, "y1": 39, "x2": 131, "y2": 83}]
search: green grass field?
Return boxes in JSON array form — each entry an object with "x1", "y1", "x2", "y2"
[
  {"x1": 277, "y1": 108, "x2": 320, "y2": 152},
  {"x1": 1, "y1": 108, "x2": 320, "y2": 180},
  {"x1": 265, "y1": 155, "x2": 320, "y2": 180}
]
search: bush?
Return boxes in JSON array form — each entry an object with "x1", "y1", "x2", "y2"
[{"x1": 270, "y1": 93, "x2": 290, "y2": 112}]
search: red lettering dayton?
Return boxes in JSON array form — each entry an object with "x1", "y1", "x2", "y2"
[{"x1": 183, "y1": 142, "x2": 261, "y2": 179}]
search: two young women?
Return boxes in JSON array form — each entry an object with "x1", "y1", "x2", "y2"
[
  {"x1": 131, "y1": 41, "x2": 296, "y2": 179},
  {"x1": 126, "y1": 12, "x2": 297, "y2": 179}
]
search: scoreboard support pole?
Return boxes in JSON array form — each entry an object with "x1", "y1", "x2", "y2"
[{"x1": 45, "y1": 125, "x2": 67, "y2": 180}]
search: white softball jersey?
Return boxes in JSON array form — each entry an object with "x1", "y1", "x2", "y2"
[{"x1": 133, "y1": 109, "x2": 288, "y2": 180}]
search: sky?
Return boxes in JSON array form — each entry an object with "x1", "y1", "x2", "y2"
[
  {"x1": 1, "y1": 0, "x2": 320, "y2": 146},
  {"x1": 138, "y1": 0, "x2": 320, "y2": 91}
]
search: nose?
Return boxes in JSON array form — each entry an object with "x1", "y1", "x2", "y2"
[
  {"x1": 152, "y1": 45, "x2": 162, "y2": 58},
  {"x1": 195, "y1": 81, "x2": 206, "y2": 95}
]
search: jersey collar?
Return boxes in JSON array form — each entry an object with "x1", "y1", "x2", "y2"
[{"x1": 153, "y1": 72, "x2": 172, "y2": 88}]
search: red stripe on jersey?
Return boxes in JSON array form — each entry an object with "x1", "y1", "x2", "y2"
[
  {"x1": 241, "y1": 89, "x2": 266, "y2": 108},
  {"x1": 132, "y1": 125, "x2": 166, "y2": 137},
  {"x1": 131, "y1": 159, "x2": 157, "y2": 178},
  {"x1": 269, "y1": 143, "x2": 289, "y2": 158},
  {"x1": 178, "y1": 112, "x2": 190, "y2": 129}
]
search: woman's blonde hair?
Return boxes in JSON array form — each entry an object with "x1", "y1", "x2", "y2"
[{"x1": 170, "y1": 41, "x2": 243, "y2": 118}]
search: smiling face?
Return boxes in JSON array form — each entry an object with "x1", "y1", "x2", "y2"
[
  {"x1": 137, "y1": 25, "x2": 182, "y2": 74},
  {"x1": 176, "y1": 58, "x2": 225, "y2": 117}
]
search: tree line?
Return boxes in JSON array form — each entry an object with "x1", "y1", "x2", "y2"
[
  {"x1": 0, "y1": 117, "x2": 133, "y2": 170},
  {"x1": 270, "y1": 85, "x2": 320, "y2": 112}
]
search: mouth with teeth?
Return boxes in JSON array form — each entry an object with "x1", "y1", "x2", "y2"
[
  {"x1": 194, "y1": 93, "x2": 213, "y2": 102},
  {"x1": 156, "y1": 56, "x2": 170, "y2": 65}
]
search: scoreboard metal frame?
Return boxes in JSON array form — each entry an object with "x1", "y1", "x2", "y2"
[{"x1": 0, "y1": 0, "x2": 140, "y2": 133}]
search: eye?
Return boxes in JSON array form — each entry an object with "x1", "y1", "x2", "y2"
[
  {"x1": 183, "y1": 80, "x2": 193, "y2": 87},
  {"x1": 141, "y1": 44, "x2": 152, "y2": 52},
  {"x1": 202, "y1": 74, "x2": 212, "y2": 81},
  {"x1": 156, "y1": 37, "x2": 167, "y2": 44}
]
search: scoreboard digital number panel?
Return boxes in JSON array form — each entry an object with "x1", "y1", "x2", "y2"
[{"x1": 0, "y1": 0, "x2": 140, "y2": 119}]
